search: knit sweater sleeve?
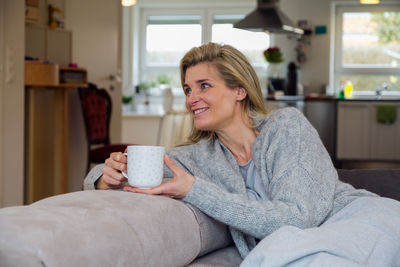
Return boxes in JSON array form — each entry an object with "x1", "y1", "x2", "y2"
[
  {"x1": 182, "y1": 108, "x2": 337, "y2": 239},
  {"x1": 83, "y1": 164, "x2": 104, "y2": 190}
]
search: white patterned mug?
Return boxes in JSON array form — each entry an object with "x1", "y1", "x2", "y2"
[{"x1": 122, "y1": 145, "x2": 165, "y2": 188}]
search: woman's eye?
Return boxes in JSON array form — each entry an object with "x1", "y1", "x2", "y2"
[
  {"x1": 201, "y1": 83, "x2": 210, "y2": 89},
  {"x1": 184, "y1": 88, "x2": 192, "y2": 95}
]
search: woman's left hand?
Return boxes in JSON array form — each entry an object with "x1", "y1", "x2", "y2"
[{"x1": 123, "y1": 154, "x2": 195, "y2": 199}]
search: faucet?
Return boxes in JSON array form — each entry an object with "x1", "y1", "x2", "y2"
[{"x1": 376, "y1": 82, "x2": 388, "y2": 96}]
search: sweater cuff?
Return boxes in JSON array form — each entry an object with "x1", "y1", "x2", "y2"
[
  {"x1": 83, "y1": 164, "x2": 104, "y2": 190},
  {"x1": 183, "y1": 176, "x2": 218, "y2": 207}
]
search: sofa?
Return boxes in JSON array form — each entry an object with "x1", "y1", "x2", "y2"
[{"x1": 0, "y1": 169, "x2": 399, "y2": 267}]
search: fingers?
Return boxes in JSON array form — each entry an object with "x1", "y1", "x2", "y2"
[
  {"x1": 102, "y1": 176, "x2": 124, "y2": 188},
  {"x1": 163, "y1": 155, "x2": 181, "y2": 174},
  {"x1": 101, "y1": 165, "x2": 127, "y2": 189},
  {"x1": 105, "y1": 152, "x2": 127, "y2": 172},
  {"x1": 102, "y1": 165, "x2": 125, "y2": 181},
  {"x1": 124, "y1": 180, "x2": 177, "y2": 195},
  {"x1": 123, "y1": 184, "x2": 165, "y2": 195},
  {"x1": 98, "y1": 152, "x2": 129, "y2": 190},
  {"x1": 97, "y1": 174, "x2": 124, "y2": 190},
  {"x1": 110, "y1": 152, "x2": 127, "y2": 163}
]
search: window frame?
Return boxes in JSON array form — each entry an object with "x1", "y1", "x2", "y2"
[
  {"x1": 140, "y1": 8, "x2": 206, "y2": 71},
  {"x1": 134, "y1": 4, "x2": 269, "y2": 92},
  {"x1": 332, "y1": 3, "x2": 400, "y2": 94}
]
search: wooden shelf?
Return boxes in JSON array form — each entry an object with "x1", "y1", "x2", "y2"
[
  {"x1": 57, "y1": 83, "x2": 88, "y2": 88},
  {"x1": 25, "y1": 62, "x2": 87, "y2": 88},
  {"x1": 25, "y1": 62, "x2": 59, "y2": 86},
  {"x1": 59, "y1": 66, "x2": 87, "y2": 72},
  {"x1": 24, "y1": 62, "x2": 87, "y2": 204}
]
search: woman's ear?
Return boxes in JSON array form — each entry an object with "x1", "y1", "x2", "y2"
[{"x1": 236, "y1": 87, "x2": 247, "y2": 101}]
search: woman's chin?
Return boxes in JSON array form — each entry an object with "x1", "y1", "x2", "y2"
[{"x1": 194, "y1": 122, "x2": 213, "y2": 131}]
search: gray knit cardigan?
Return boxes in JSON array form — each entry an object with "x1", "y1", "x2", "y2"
[{"x1": 83, "y1": 107, "x2": 375, "y2": 258}]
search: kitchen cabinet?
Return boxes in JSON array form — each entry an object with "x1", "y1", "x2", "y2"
[
  {"x1": 337, "y1": 101, "x2": 400, "y2": 161},
  {"x1": 337, "y1": 102, "x2": 371, "y2": 159},
  {"x1": 370, "y1": 104, "x2": 400, "y2": 160},
  {"x1": 306, "y1": 100, "x2": 337, "y2": 159}
]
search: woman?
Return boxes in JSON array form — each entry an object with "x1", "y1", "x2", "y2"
[{"x1": 84, "y1": 43, "x2": 400, "y2": 265}]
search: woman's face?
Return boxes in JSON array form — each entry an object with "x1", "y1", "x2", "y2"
[{"x1": 183, "y1": 63, "x2": 246, "y2": 132}]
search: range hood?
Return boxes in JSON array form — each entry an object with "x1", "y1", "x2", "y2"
[{"x1": 234, "y1": 0, "x2": 304, "y2": 35}]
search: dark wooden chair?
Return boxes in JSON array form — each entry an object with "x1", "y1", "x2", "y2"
[{"x1": 78, "y1": 83, "x2": 131, "y2": 173}]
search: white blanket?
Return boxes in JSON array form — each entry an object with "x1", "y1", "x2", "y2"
[{"x1": 241, "y1": 197, "x2": 400, "y2": 267}]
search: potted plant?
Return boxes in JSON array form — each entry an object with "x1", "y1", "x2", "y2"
[
  {"x1": 264, "y1": 46, "x2": 285, "y2": 94},
  {"x1": 156, "y1": 74, "x2": 174, "y2": 111},
  {"x1": 137, "y1": 81, "x2": 153, "y2": 105},
  {"x1": 264, "y1": 46, "x2": 284, "y2": 64},
  {"x1": 122, "y1": 95, "x2": 133, "y2": 112},
  {"x1": 157, "y1": 74, "x2": 172, "y2": 90},
  {"x1": 264, "y1": 46, "x2": 284, "y2": 79}
]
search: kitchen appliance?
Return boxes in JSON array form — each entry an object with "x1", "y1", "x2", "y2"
[
  {"x1": 268, "y1": 78, "x2": 285, "y2": 94},
  {"x1": 285, "y1": 62, "x2": 298, "y2": 95},
  {"x1": 234, "y1": 0, "x2": 304, "y2": 35}
]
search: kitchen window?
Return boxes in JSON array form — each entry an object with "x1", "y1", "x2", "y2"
[
  {"x1": 140, "y1": 12, "x2": 203, "y2": 88},
  {"x1": 137, "y1": 7, "x2": 270, "y2": 92},
  {"x1": 333, "y1": 4, "x2": 400, "y2": 94},
  {"x1": 146, "y1": 15, "x2": 202, "y2": 66}
]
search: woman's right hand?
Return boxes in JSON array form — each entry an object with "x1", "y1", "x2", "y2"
[{"x1": 97, "y1": 152, "x2": 128, "y2": 190}]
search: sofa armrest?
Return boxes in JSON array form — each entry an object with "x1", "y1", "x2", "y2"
[
  {"x1": 0, "y1": 190, "x2": 231, "y2": 267},
  {"x1": 337, "y1": 169, "x2": 400, "y2": 201}
]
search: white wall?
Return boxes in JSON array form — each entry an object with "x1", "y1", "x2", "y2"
[
  {"x1": 279, "y1": 0, "x2": 335, "y2": 94},
  {"x1": 0, "y1": 0, "x2": 25, "y2": 207},
  {"x1": 66, "y1": 0, "x2": 122, "y2": 192}
]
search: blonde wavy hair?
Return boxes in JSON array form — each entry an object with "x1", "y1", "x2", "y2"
[{"x1": 180, "y1": 42, "x2": 267, "y2": 144}]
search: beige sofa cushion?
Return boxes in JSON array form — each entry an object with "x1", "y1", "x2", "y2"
[{"x1": 0, "y1": 190, "x2": 232, "y2": 267}]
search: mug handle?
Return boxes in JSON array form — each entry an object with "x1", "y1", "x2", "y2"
[{"x1": 121, "y1": 152, "x2": 128, "y2": 178}]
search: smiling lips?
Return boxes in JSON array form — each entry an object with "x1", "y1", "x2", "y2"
[{"x1": 192, "y1": 107, "x2": 209, "y2": 116}]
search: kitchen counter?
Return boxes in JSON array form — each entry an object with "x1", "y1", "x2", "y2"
[
  {"x1": 266, "y1": 95, "x2": 305, "y2": 101},
  {"x1": 123, "y1": 103, "x2": 187, "y2": 118},
  {"x1": 123, "y1": 104, "x2": 166, "y2": 118},
  {"x1": 267, "y1": 94, "x2": 400, "y2": 102},
  {"x1": 337, "y1": 96, "x2": 400, "y2": 101},
  {"x1": 266, "y1": 94, "x2": 336, "y2": 101},
  {"x1": 304, "y1": 94, "x2": 337, "y2": 101}
]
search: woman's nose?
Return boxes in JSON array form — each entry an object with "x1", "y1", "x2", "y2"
[{"x1": 186, "y1": 91, "x2": 199, "y2": 106}]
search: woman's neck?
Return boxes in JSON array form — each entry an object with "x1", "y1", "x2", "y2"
[{"x1": 216, "y1": 118, "x2": 258, "y2": 165}]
